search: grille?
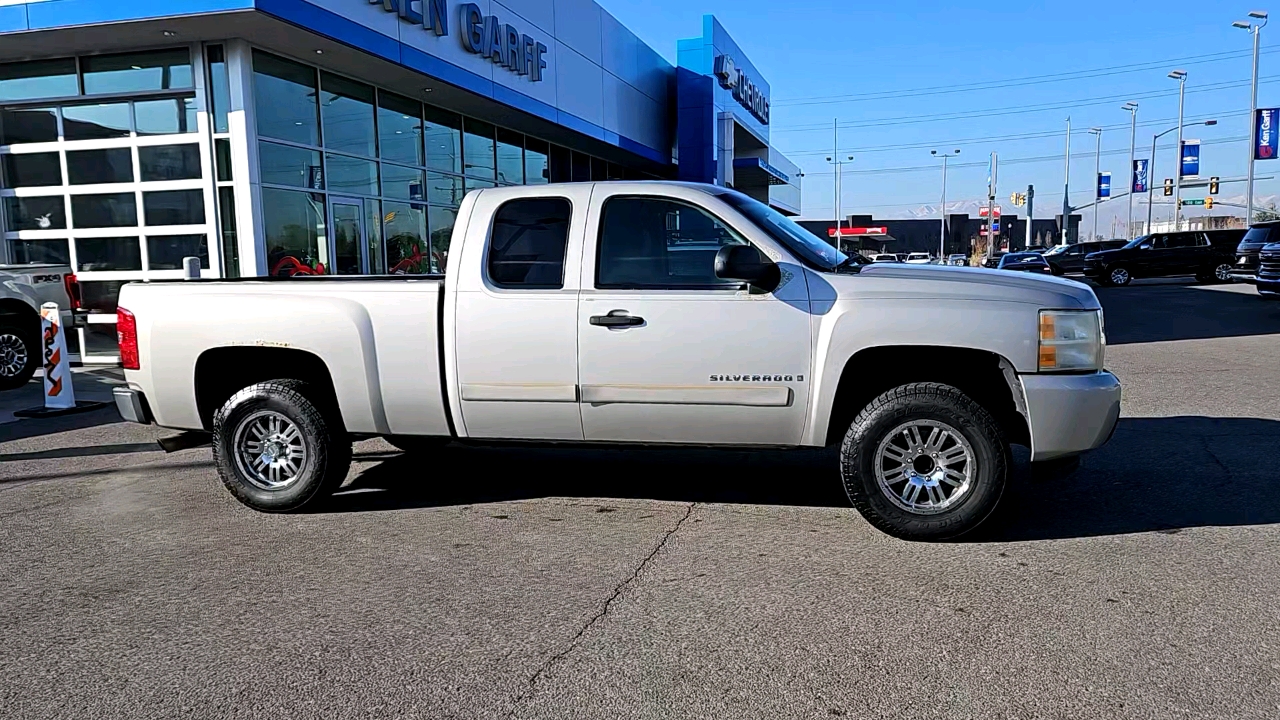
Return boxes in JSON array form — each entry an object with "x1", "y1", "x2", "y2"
[{"x1": 1259, "y1": 256, "x2": 1280, "y2": 279}]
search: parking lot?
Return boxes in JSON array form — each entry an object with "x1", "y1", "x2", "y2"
[{"x1": 2, "y1": 279, "x2": 1279, "y2": 720}]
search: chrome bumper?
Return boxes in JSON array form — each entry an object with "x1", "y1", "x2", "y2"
[
  {"x1": 113, "y1": 386, "x2": 152, "y2": 424},
  {"x1": 1020, "y1": 371, "x2": 1121, "y2": 461}
]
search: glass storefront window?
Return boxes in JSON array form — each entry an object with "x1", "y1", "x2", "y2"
[
  {"x1": 384, "y1": 201, "x2": 428, "y2": 274},
  {"x1": 259, "y1": 141, "x2": 323, "y2": 189},
  {"x1": 571, "y1": 152, "x2": 590, "y2": 182},
  {"x1": 591, "y1": 157, "x2": 607, "y2": 181},
  {"x1": 253, "y1": 51, "x2": 320, "y2": 147},
  {"x1": 67, "y1": 148, "x2": 134, "y2": 185},
  {"x1": 377, "y1": 91, "x2": 422, "y2": 167},
  {"x1": 207, "y1": 45, "x2": 231, "y2": 135},
  {"x1": 0, "y1": 58, "x2": 78, "y2": 102},
  {"x1": 82, "y1": 324, "x2": 119, "y2": 356},
  {"x1": 548, "y1": 144, "x2": 570, "y2": 183},
  {"x1": 426, "y1": 172, "x2": 462, "y2": 207},
  {"x1": 147, "y1": 234, "x2": 209, "y2": 270},
  {"x1": 429, "y1": 205, "x2": 457, "y2": 272},
  {"x1": 465, "y1": 177, "x2": 495, "y2": 192},
  {"x1": 496, "y1": 129, "x2": 523, "y2": 185},
  {"x1": 78, "y1": 280, "x2": 128, "y2": 312},
  {"x1": 463, "y1": 119, "x2": 495, "y2": 180},
  {"x1": 143, "y1": 190, "x2": 205, "y2": 226},
  {"x1": 135, "y1": 98, "x2": 197, "y2": 135},
  {"x1": 0, "y1": 107, "x2": 59, "y2": 145},
  {"x1": 139, "y1": 144, "x2": 202, "y2": 181},
  {"x1": 320, "y1": 72, "x2": 376, "y2": 158},
  {"x1": 326, "y1": 154, "x2": 379, "y2": 196},
  {"x1": 71, "y1": 193, "x2": 137, "y2": 228},
  {"x1": 217, "y1": 187, "x2": 239, "y2": 278},
  {"x1": 381, "y1": 163, "x2": 425, "y2": 201},
  {"x1": 424, "y1": 106, "x2": 461, "y2": 175},
  {"x1": 5, "y1": 195, "x2": 66, "y2": 230},
  {"x1": 364, "y1": 198, "x2": 384, "y2": 275},
  {"x1": 262, "y1": 188, "x2": 328, "y2": 276},
  {"x1": 1, "y1": 152, "x2": 62, "y2": 187},
  {"x1": 81, "y1": 49, "x2": 193, "y2": 95},
  {"x1": 75, "y1": 237, "x2": 142, "y2": 271},
  {"x1": 215, "y1": 139, "x2": 233, "y2": 182},
  {"x1": 8, "y1": 239, "x2": 69, "y2": 264},
  {"x1": 525, "y1": 138, "x2": 549, "y2": 185},
  {"x1": 63, "y1": 103, "x2": 131, "y2": 141}
]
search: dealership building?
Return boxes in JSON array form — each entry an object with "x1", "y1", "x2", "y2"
[{"x1": 0, "y1": 0, "x2": 800, "y2": 362}]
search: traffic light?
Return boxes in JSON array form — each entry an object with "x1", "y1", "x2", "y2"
[
  {"x1": 1209, "y1": 176, "x2": 1220, "y2": 195},
  {"x1": 1163, "y1": 178, "x2": 1174, "y2": 196},
  {"x1": 1206, "y1": 197, "x2": 1214, "y2": 209}
]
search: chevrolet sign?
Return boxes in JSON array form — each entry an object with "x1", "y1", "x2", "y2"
[{"x1": 714, "y1": 54, "x2": 769, "y2": 125}]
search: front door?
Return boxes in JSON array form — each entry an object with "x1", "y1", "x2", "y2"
[
  {"x1": 329, "y1": 198, "x2": 368, "y2": 275},
  {"x1": 576, "y1": 192, "x2": 812, "y2": 446}
]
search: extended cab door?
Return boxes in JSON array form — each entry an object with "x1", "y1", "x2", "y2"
[
  {"x1": 575, "y1": 187, "x2": 812, "y2": 445},
  {"x1": 448, "y1": 186, "x2": 589, "y2": 440}
]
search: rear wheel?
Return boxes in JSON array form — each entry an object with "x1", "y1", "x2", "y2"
[
  {"x1": 212, "y1": 380, "x2": 351, "y2": 512},
  {"x1": 0, "y1": 319, "x2": 38, "y2": 392},
  {"x1": 1107, "y1": 265, "x2": 1132, "y2": 286},
  {"x1": 1201, "y1": 262, "x2": 1233, "y2": 284},
  {"x1": 839, "y1": 383, "x2": 1009, "y2": 541}
]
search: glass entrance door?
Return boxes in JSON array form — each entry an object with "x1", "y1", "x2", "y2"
[{"x1": 329, "y1": 198, "x2": 367, "y2": 275}]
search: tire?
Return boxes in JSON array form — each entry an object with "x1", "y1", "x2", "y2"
[
  {"x1": 1106, "y1": 265, "x2": 1132, "y2": 286},
  {"x1": 384, "y1": 435, "x2": 451, "y2": 453},
  {"x1": 211, "y1": 379, "x2": 351, "y2": 512},
  {"x1": 0, "y1": 319, "x2": 38, "y2": 392},
  {"x1": 840, "y1": 382, "x2": 1009, "y2": 541},
  {"x1": 1209, "y1": 262, "x2": 1233, "y2": 284}
]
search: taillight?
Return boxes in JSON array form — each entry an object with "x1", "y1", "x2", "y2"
[
  {"x1": 63, "y1": 273, "x2": 82, "y2": 311},
  {"x1": 117, "y1": 307, "x2": 139, "y2": 370}
]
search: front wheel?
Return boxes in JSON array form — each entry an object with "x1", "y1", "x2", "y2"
[
  {"x1": 1107, "y1": 265, "x2": 1132, "y2": 286},
  {"x1": 0, "y1": 320, "x2": 38, "y2": 392},
  {"x1": 212, "y1": 380, "x2": 351, "y2": 512},
  {"x1": 1205, "y1": 262, "x2": 1233, "y2": 284},
  {"x1": 840, "y1": 383, "x2": 1009, "y2": 541}
]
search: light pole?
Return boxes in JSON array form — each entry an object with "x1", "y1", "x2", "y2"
[
  {"x1": 931, "y1": 149, "x2": 960, "y2": 259},
  {"x1": 1061, "y1": 117, "x2": 1071, "y2": 245},
  {"x1": 1088, "y1": 127, "x2": 1102, "y2": 241},
  {"x1": 1170, "y1": 70, "x2": 1187, "y2": 232},
  {"x1": 1234, "y1": 11, "x2": 1268, "y2": 225},
  {"x1": 1122, "y1": 102, "x2": 1138, "y2": 239},
  {"x1": 825, "y1": 119, "x2": 853, "y2": 243},
  {"x1": 1147, "y1": 118, "x2": 1217, "y2": 234}
]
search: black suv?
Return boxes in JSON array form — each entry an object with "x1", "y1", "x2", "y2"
[
  {"x1": 1229, "y1": 221, "x2": 1280, "y2": 284},
  {"x1": 1042, "y1": 239, "x2": 1129, "y2": 275},
  {"x1": 1081, "y1": 229, "x2": 1244, "y2": 286}
]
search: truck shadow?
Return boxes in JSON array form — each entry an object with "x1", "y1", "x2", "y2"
[
  {"x1": 329, "y1": 416, "x2": 1280, "y2": 541},
  {"x1": 1095, "y1": 281, "x2": 1280, "y2": 345}
]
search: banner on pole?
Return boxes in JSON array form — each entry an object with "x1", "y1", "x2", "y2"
[
  {"x1": 39, "y1": 303, "x2": 75, "y2": 410},
  {"x1": 1132, "y1": 158, "x2": 1148, "y2": 193},
  {"x1": 1180, "y1": 140, "x2": 1200, "y2": 178},
  {"x1": 1256, "y1": 108, "x2": 1279, "y2": 159},
  {"x1": 1097, "y1": 172, "x2": 1111, "y2": 199}
]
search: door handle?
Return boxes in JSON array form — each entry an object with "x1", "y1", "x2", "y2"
[{"x1": 590, "y1": 310, "x2": 645, "y2": 327}]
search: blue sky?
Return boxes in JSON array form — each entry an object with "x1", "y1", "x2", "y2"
[{"x1": 598, "y1": 0, "x2": 1277, "y2": 231}]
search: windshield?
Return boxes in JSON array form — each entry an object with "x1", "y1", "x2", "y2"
[
  {"x1": 717, "y1": 190, "x2": 850, "y2": 270},
  {"x1": 1042, "y1": 245, "x2": 1068, "y2": 256},
  {"x1": 1123, "y1": 235, "x2": 1149, "y2": 249},
  {"x1": 1241, "y1": 226, "x2": 1275, "y2": 246}
]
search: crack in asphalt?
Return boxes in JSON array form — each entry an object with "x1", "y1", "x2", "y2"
[{"x1": 505, "y1": 501, "x2": 697, "y2": 718}]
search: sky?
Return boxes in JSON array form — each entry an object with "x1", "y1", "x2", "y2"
[{"x1": 596, "y1": 0, "x2": 1278, "y2": 234}]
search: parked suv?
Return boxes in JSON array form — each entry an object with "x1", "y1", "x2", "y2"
[
  {"x1": 1257, "y1": 242, "x2": 1280, "y2": 297},
  {"x1": 1081, "y1": 229, "x2": 1244, "y2": 286},
  {"x1": 1229, "y1": 221, "x2": 1280, "y2": 284},
  {"x1": 1042, "y1": 240, "x2": 1128, "y2": 276}
]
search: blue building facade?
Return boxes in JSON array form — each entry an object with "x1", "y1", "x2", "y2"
[{"x1": 0, "y1": 0, "x2": 800, "y2": 362}]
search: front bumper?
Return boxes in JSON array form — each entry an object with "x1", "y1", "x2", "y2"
[
  {"x1": 1081, "y1": 264, "x2": 1104, "y2": 279},
  {"x1": 113, "y1": 386, "x2": 152, "y2": 424},
  {"x1": 1020, "y1": 371, "x2": 1121, "y2": 461}
]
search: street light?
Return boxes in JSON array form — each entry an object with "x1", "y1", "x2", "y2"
[
  {"x1": 1169, "y1": 70, "x2": 1187, "y2": 232},
  {"x1": 1088, "y1": 127, "x2": 1102, "y2": 241},
  {"x1": 1146, "y1": 118, "x2": 1217, "y2": 234},
  {"x1": 931, "y1": 149, "x2": 960, "y2": 259},
  {"x1": 826, "y1": 118, "x2": 853, "y2": 241},
  {"x1": 1234, "y1": 11, "x2": 1268, "y2": 225},
  {"x1": 1122, "y1": 102, "x2": 1138, "y2": 239}
]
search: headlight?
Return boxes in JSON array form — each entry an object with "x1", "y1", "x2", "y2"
[{"x1": 1038, "y1": 309, "x2": 1104, "y2": 372}]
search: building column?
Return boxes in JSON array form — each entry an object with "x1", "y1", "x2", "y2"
[
  {"x1": 718, "y1": 112, "x2": 735, "y2": 187},
  {"x1": 226, "y1": 40, "x2": 266, "y2": 277}
]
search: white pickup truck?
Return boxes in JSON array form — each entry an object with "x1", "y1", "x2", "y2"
[
  {"x1": 0, "y1": 263, "x2": 80, "y2": 391},
  {"x1": 115, "y1": 182, "x2": 1120, "y2": 540}
]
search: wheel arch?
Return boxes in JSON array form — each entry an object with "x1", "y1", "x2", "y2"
[{"x1": 194, "y1": 347, "x2": 342, "y2": 432}]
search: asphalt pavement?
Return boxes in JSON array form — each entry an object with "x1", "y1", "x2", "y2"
[{"x1": 2, "y1": 278, "x2": 1279, "y2": 719}]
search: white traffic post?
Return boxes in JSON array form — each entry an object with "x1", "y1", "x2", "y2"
[
  {"x1": 182, "y1": 256, "x2": 201, "y2": 279},
  {"x1": 39, "y1": 302, "x2": 75, "y2": 410}
]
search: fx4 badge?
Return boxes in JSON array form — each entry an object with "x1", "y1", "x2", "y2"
[{"x1": 709, "y1": 374, "x2": 803, "y2": 382}]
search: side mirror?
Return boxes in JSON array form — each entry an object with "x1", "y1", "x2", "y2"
[
  {"x1": 715, "y1": 244, "x2": 781, "y2": 292},
  {"x1": 1139, "y1": 242, "x2": 1153, "y2": 250}
]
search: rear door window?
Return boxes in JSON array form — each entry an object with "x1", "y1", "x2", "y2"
[{"x1": 486, "y1": 197, "x2": 572, "y2": 289}]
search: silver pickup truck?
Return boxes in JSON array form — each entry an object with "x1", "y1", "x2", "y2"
[
  {"x1": 0, "y1": 263, "x2": 78, "y2": 391},
  {"x1": 115, "y1": 182, "x2": 1120, "y2": 540}
]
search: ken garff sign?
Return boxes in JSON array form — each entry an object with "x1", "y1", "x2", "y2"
[
  {"x1": 1180, "y1": 139, "x2": 1200, "y2": 178},
  {"x1": 1256, "y1": 108, "x2": 1280, "y2": 159},
  {"x1": 368, "y1": 0, "x2": 548, "y2": 81},
  {"x1": 714, "y1": 55, "x2": 769, "y2": 125},
  {"x1": 1132, "y1": 158, "x2": 1148, "y2": 193},
  {"x1": 1097, "y1": 172, "x2": 1111, "y2": 199}
]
